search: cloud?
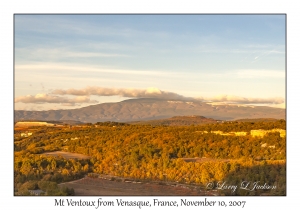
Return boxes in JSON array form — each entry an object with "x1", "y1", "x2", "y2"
[
  {"x1": 15, "y1": 93, "x2": 98, "y2": 105},
  {"x1": 204, "y1": 94, "x2": 284, "y2": 104},
  {"x1": 51, "y1": 86, "x2": 189, "y2": 100},
  {"x1": 16, "y1": 48, "x2": 129, "y2": 60},
  {"x1": 15, "y1": 63, "x2": 165, "y2": 76},
  {"x1": 15, "y1": 87, "x2": 284, "y2": 109}
]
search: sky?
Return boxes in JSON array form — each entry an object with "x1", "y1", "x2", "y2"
[{"x1": 14, "y1": 14, "x2": 286, "y2": 111}]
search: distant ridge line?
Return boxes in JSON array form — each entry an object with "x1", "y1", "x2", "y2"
[{"x1": 14, "y1": 98, "x2": 285, "y2": 123}]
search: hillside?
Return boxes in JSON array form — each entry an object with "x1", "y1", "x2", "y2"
[
  {"x1": 130, "y1": 115, "x2": 220, "y2": 126},
  {"x1": 15, "y1": 98, "x2": 286, "y2": 123},
  {"x1": 14, "y1": 120, "x2": 286, "y2": 196}
]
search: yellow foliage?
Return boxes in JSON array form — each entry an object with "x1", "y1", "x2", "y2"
[{"x1": 250, "y1": 129, "x2": 286, "y2": 138}]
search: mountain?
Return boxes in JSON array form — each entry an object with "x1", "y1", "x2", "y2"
[{"x1": 14, "y1": 98, "x2": 286, "y2": 123}]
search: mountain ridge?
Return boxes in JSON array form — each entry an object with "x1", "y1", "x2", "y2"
[{"x1": 14, "y1": 98, "x2": 285, "y2": 123}]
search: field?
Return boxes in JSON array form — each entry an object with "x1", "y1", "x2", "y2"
[
  {"x1": 59, "y1": 176, "x2": 215, "y2": 196},
  {"x1": 15, "y1": 121, "x2": 56, "y2": 127},
  {"x1": 42, "y1": 151, "x2": 91, "y2": 159}
]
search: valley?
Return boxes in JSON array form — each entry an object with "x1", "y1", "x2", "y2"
[{"x1": 14, "y1": 118, "x2": 286, "y2": 196}]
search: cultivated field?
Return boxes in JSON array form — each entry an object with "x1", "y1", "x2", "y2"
[
  {"x1": 59, "y1": 177, "x2": 215, "y2": 196},
  {"x1": 15, "y1": 121, "x2": 56, "y2": 127},
  {"x1": 42, "y1": 151, "x2": 91, "y2": 159}
]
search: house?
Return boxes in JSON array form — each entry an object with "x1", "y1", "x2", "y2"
[
  {"x1": 28, "y1": 189, "x2": 45, "y2": 196},
  {"x1": 20, "y1": 132, "x2": 33, "y2": 137},
  {"x1": 261, "y1": 143, "x2": 267, "y2": 148}
]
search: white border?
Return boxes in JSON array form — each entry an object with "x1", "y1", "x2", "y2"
[{"x1": 2, "y1": 0, "x2": 298, "y2": 209}]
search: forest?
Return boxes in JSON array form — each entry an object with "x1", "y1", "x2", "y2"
[{"x1": 14, "y1": 119, "x2": 286, "y2": 196}]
